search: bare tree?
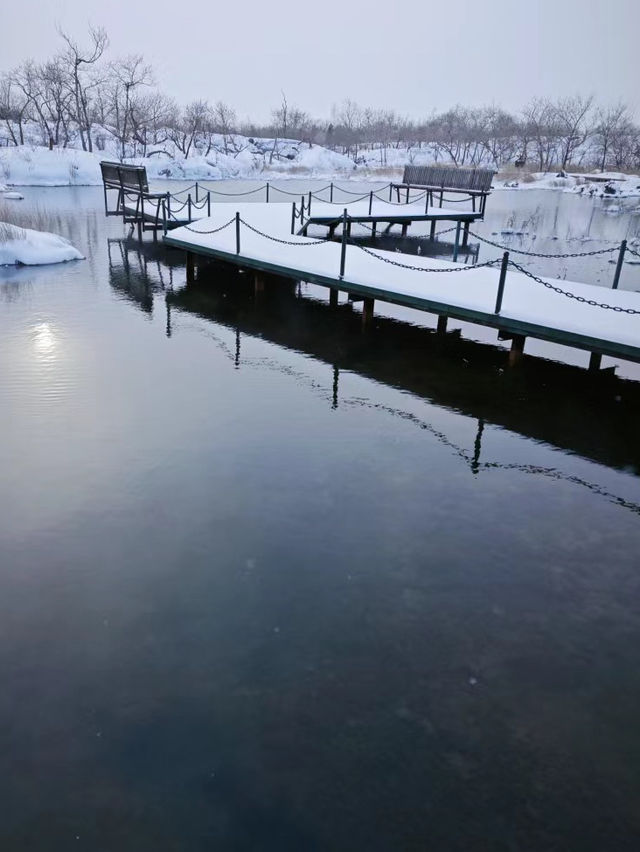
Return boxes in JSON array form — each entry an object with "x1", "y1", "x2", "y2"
[
  {"x1": 0, "y1": 75, "x2": 30, "y2": 144},
  {"x1": 168, "y1": 100, "x2": 211, "y2": 158},
  {"x1": 212, "y1": 101, "x2": 236, "y2": 154},
  {"x1": 594, "y1": 103, "x2": 629, "y2": 171},
  {"x1": 58, "y1": 26, "x2": 108, "y2": 152},
  {"x1": 108, "y1": 55, "x2": 153, "y2": 159},
  {"x1": 553, "y1": 95, "x2": 593, "y2": 169}
]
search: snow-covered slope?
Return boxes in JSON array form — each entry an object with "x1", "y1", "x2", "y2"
[
  {"x1": 0, "y1": 138, "x2": 356, "y2": 186},
  {"x1": 0, "y1": 222, "x2": 84, "y2": 266}
]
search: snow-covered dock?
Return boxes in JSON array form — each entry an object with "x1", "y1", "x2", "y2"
[{"x1": 163, "y1": 203, "x2": 640, "y2": 368}]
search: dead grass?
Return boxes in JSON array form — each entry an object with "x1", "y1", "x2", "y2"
[
  {"x1": 0, "y1": 202, "x2": 62, "y2": 233},
  {"x1": 0, "y1": 221, "x2": 25, "y2": 243}
]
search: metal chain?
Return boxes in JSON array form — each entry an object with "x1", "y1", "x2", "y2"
[
  {"x1": 469, "y1": 230, "x2": 619, "y2": 258},
  {"x1": 627, "y1": 245, "x2": 640, "y2": 258},
  {"x1": 239, "y1": 218, "x2": 329, "y2": 245},
  {"x1": 270, "y1": 184, "x2": 332, "y2": 197},
  {"x1": 181, "y1": 216, "x2": 237, "y2": 235},
  {"x1": 207, "y1": 185, "x2": 266, "y2": 196},
  {"x1": 351, "y1": 242, "x2": 501, "y2": 272},
  {"x1": 331, "y1": 182, "x2": 391, "y2": 196},
  {"x1": 509, "y1": 260, "x2": 640, "y2": 313}
]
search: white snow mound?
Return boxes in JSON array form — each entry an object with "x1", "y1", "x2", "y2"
[{"x1": 0, "y1": 222, "x2": 84, "y2": 266}]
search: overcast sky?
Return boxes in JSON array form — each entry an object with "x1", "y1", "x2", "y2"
[{"x1": 2, "y1": 0, "x2": 638, "y2": 121}]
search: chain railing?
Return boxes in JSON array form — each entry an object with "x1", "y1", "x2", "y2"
[
  {"x1": 508, "y1": 260, "x2": 640, "y2": 314},
  {"x1": 468, "y1": 229, "x2": 622, "y2": 258},
  {"x1": 181, "y1": 216, "x2": 237, "y2": 235}
]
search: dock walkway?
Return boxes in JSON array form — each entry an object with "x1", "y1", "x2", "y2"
[{"x1": 163, "y1": 203, "x2": 640, "y2": 368}]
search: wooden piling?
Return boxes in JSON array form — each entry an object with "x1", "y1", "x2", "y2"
[
  {"x1": 437, "y1": 315, "x2": 448, "y2": 335},
  {"x1": 186, "y1": 251, "x2": 195, "y2": 283},
  {"x1": 589, "y1": 352, "x2": 603, "y2": 371},
  {"x1": 508, "y1": 335, "x2": 526, "y2": 367},
  {"x1": 362, "y1": 297, "x2": 375, "y2": 328}
]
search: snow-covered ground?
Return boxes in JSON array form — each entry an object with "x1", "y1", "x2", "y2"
[
  {"x1": 1, "y1": 133, "x2": 639, "y2": 201},
  {"x1": 496, "y1": 171, "x2": 640, "y2": 198},
  {"x1": 0, "y1": 139, "x2": 355, "y2": 186},
  {"x1": 0, "y1": 222, "x2": 84, "y2": 266}
]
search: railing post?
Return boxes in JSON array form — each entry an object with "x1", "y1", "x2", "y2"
[
  {"x1": 612, "y1": 239, "x2": 627, "y2": 289},
  {"x1": 494, "y1": 252, "x2": 509, "y2": 314},
  {"x1": 266, "y1": 181, "x2": 270, "y2": 203},
  {"x1": 195, "y1": 182, "x2": 199, "y2": 203},
  {"x1": 291, "y1": 202, "x2": 296, "y2": 235},
  {"x1": 368, "y1": 190, "x2": 373, "y2": 215},
  {"x1": 340, "y1": 209, "x2": 348, "y2": 279},
  {"x1": 207, "y1": 191, "x2": 211, "y2": 217},
  {"x1": 453, "y1": 222, "x2": 461, "y2": 262},
  {"x1": 300, "y1": 195, "x2": 305, "y2": 228},
  {"x1": 187, "y1": 193, "x2": 192, "y2": 222},
  {"x1": 308, "y1": 190, "x2": 312, "y2": 213},
  {"x1": 235, "y1": 212, "x2": 241, "y2": 254},
  {"x1": 330, "y1": 182, "x2": 334, "y2": 203}
]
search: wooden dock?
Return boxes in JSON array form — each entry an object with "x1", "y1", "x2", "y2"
[{"x1": 162, "y1": 202, "x2": 640, "y2": 370}]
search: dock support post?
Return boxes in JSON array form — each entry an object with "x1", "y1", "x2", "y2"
[
  {"x1": 329, "y1": 288, "x2": 338, "y2": 308},
  {"x1": 589, "y1": 352, "x2": 603, "y2": 372},
  {"x1": 508, "y1": 335, "x2": 526, "y2": 367},
  {"x1": 235, "y1": 212, "x2": 241, "y2": 254},
  {"x1": 137, "y1": 218, "x2": 142, "y2": 241},
  {"x1": 186, "y1": 252, "x2": 194, "y2": 283},
  {"x1": 462, "y1": 221, "x2": 470, "y2": 247},
  {"x1": 254, "y1": 272, "x2": 265, "y2": 295},
  {"x1": 437, "y1": 315, "x2": 448, "y2": 335},
  {"x1": 362, "y1": 297, "x2": 375, "y2": 328},
  {"x1": 453, "y1": 222, "x2": 461, "y2": 261},
  {"x1": 401, "y1": 222, "x2": 408, "y2": 237},
  {"x1": 430, "y1": 220, "x2": 436, "y2": 240},
  {"x1": 339, "y1": 209, "x2": 348, "y2": 279},
  {"x1": 494, "y1": 252, "x2": 510, "y2": 314},
  {"x1": 612, "y1": 239, "x2": 627, "y2": 289}
]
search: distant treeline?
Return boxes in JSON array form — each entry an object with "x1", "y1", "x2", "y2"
[{"x1": 1, "y1": 26, "x2": 638, "y2": 171}]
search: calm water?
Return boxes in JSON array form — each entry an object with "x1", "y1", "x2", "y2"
[{"x1": 1, "y1": 185, "x2": 640, "y2": 851}]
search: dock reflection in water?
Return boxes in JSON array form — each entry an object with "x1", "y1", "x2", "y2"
[{"x1": 109, "y1": 236, "x2": 640, "y2": 481}]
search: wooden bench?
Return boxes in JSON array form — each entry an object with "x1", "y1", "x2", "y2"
[
  {"x1": 391, "y1": 165, "x2": 495, "y2": 216},
  {"x1": 100, "y1": 161, "x2": 167, "y2": 236}
]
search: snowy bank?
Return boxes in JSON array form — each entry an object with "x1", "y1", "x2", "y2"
[
  {"x1": 0, "y1": 140, "x2": 355, "y2": 186},
  {"x1": 0, "y1": 222, "x2": 84, "y2": 266},
  {"x1": 495, "y1": 170, "x2": 640, "y2": 198}
]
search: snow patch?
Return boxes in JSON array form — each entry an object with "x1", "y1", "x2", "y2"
[{"x1": 0, "y1": 222, "x2": 84, "y2": 266}]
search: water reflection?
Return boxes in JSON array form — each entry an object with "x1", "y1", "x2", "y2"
[{"x1": 108, "y1": 238, "x2": 640, "y2": 489}]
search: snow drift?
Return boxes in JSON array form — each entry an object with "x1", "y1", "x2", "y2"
[{"x1": 0, "y1": 222, "x2": 84, "y2": 266}]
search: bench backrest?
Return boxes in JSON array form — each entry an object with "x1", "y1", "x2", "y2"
[
  {"x1": 402, "y1": 165, "x2": 495, "y2": 192},
  {"x1": 100, "y1": 161, "x2": 149, "y2": 193}
]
